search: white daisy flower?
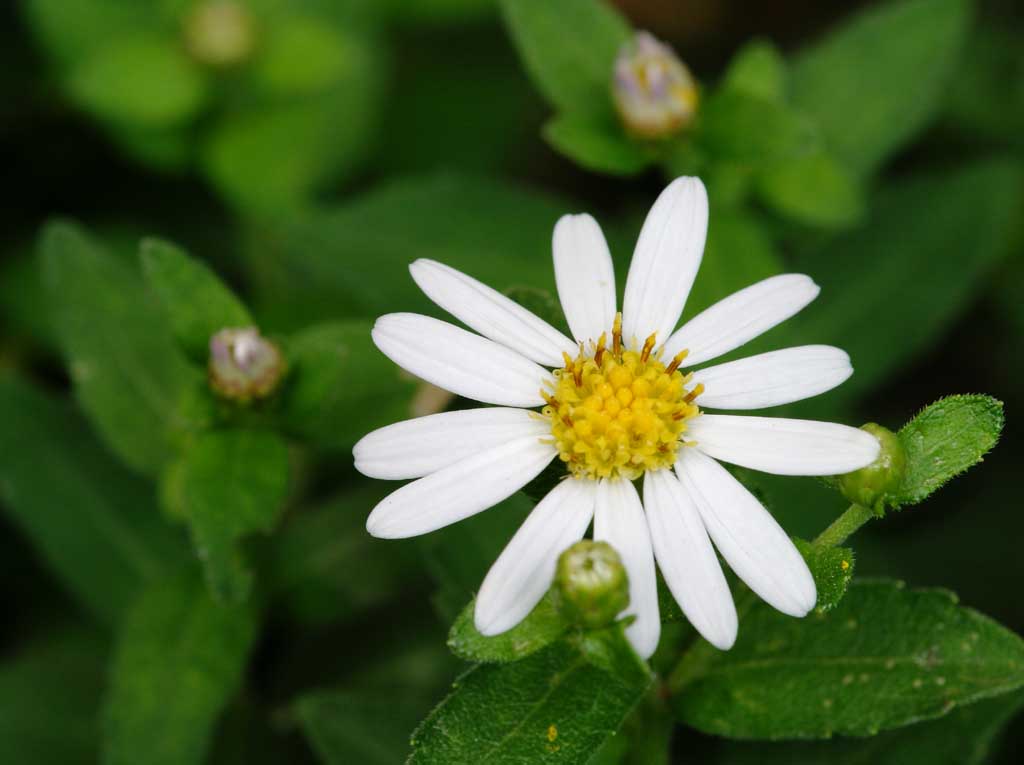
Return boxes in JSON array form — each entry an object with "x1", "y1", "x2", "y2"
[{"x1": 353, "y1": 177, "x2": 880, "y2": 657}]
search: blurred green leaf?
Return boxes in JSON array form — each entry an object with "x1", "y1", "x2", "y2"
[
  {"x1": 894, "y1": 395, "x2": 1004, "y2": 509},
  {"x1": 268, "y1": 486, "x2": 420, "y2": 626},
  {"x1": 697, "y1": 89, "x2": 813, "y2": 165},
  {"x1": 409, "y1": 628, "x2": 651, "y2": 764},
  {"x1": 719, "y1": 689, "x2": 1024, "y2": 765},
  {"x1": 103, "y1": 574, "x2": 258, "y2": 765},
  {"x1": 169, "y1": 429, "x2": 290, "y2": 603},
  {"x1": 795, "y1": 539, "x2": 854, "y2": 613},
  {"x1": 722, "y1": 39, "x2": 787, "y2": 103},
  {"x1": 296, "y1": 688, "x2": 430, "y2": 765},
  {"x1": 69, "y1": 36, "x2": 209, "y2": 127},
  {"x1": 756, "y1": 151, "x2": 864, "y2": 228},
  {"x1": 22, "y1": 0, "x2": 164, "y2": 68},
  {"x1": 945, "y1": 26, "x2": 1024, "y2": 146},
  {"x1": 543, "y1": 114, "x2": 651, "y2": 175},
  {"x1": 672, "y1": 579, "x2": 1024, "y2": 739},
  {"x1": 255, "y1": 17, "x2": 354, "y2": 95},
  {"x1": 140, "y1": 238, "x2": 251, "y2": 363},
  {"x1": 788, "y1": 159, "x2": 1022, "y2": 405},
  {"x1": 0, "y1": 627, "x2": 106, "y2": 765},
  {"x1": 279, "y1": 320, "x2": 416, "y2": 450},
  {"x1": 41, "y1": 221, "x2": 208, "y2": 475},
  {"x1": 0, "y1": 377, "x2": 186, "y2": 625},
  {"x1": 250, "y1": 173, "x2": 574, "y2": 330},
  {"x1": 789, "y1": 0, "x2": 970, "y2": 178},
  {"x1": 500, "y1": 0, "x2": 629, "y2": 117},
  {"x1": 448, "y1": 592, "x2": 569, "y2": 663}
]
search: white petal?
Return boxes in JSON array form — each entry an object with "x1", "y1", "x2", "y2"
[
  {"x1": 354, "y1": 407, "x2": 551, "y2": 480},
  {"x1": 687, "y1": 414, "x2": 880, "y2": 476},
  {"x1": 691, "y1": 345, "x2": 852, "y2": 410},
  {"x1": 474, "y1": 479, "x2": 596, "y2": 636},
  {"x1": 643, "y1": 470, "x2": 737, "y2": 650},
  {"x1": 675, "y1": 448, "x2": 816, "y2": 617},
  {"x1": 365, "y1": 436, "x2": 556, "y2": 539},
  {"x1": 553, "y1": 214, "x2": 617, "y2": 345},
  {"x1": 662, "y1": 274, "x2": 820, "y2": 366},
  {"x1": 372, "y1": 313, "x2": 552, "y2": 407},
  {"x1": 410, "y1": 259, "x2": 577, "y2": 367},
  {"x1": 594, "y1": 479, "x2": 660, "y2": 659},
  {"x1": 622, "y1": 177, "x2": 708, "y2": 349}
]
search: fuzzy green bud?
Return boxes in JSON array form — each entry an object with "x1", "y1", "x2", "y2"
[
  {"x1": 184, "y1": 1, "x2": 258, "y2": 69},
  {"x1": 208, "y1": 327, "x2": 284, "y2": 403},
  {"x1": 838, "y1": 423, "x2": 906, "y2": 513},
  {"x1": 612, "y1": 31, "x2": 699, "y2": 139},
  {"x1": 554, "y1": 540, "x2": 630, "y2": 628}
]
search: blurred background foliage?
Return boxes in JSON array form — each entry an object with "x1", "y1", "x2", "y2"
[{"x1": 1, "y1": 0, "x2": 1023, "y2": 763}]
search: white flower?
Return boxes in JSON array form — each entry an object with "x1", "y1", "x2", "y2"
[{"x1": 353, "y1": 177, "x2": 880, "y2": 657}]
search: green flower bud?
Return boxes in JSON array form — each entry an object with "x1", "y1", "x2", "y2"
[
  {"x1": 184, "y1": 1, "x2": 258, "y2": 69},
  {"x1": 838, "y1": 423, "x2": 906, "y2": 513},
  {"x1": 208, "y1": 327, "x2": 284, "y2": 403},
  {"x1": 612, "y1": 31, "x2": 699, "y2": 139},
  {"x1": 554, "y1": 540, "x2": 630, "y2": 628}
]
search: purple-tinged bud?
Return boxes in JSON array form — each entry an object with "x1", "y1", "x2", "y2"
[
  {"x1": 208, "y1": 327, "x2": 283, "y2": 403},
  {"x1": 612, "y1": 31, "x2": 699, "y2": 139}
]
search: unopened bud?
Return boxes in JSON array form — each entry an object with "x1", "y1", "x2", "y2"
[
  {"x1": 208, "y1": 327, "x2": 283, "y2": 403},
  {"x1": 838, "y1": 423, "x2": 906, "y2": 513},
  {"x1": 554, "y1": 540, "x2": 629, "y2": 628},
  {"x1": 612, "y1": 31, "x2": 699, "y2": 139},
  {"x1": 184, "y1": 1, "x2": 257, "y2": 69}
]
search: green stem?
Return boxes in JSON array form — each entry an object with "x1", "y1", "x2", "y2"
[{"x1": 812, "y1": 503, "x2": 876, "y2": 548}]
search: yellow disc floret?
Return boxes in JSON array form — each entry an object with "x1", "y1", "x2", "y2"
[{"x1": 542, "y1": 314, "x2": 702, "y2": 481}]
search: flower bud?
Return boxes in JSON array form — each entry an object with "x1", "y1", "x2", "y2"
[
  {"x1": 612, "y1": 31, "x2": 699, "y2": 139},
  {"x1": 838, "y1": 423, "x2": 906, "y2": 513},
  {"x1": 208, "y1": 327, "x2": 284, "y2": 403},
  {"x1": 554, "y1": 540, "x2": 630, "y2": 628},
  {"x1": 184, "y1": 1, "x2": 258, "y2": 69}
]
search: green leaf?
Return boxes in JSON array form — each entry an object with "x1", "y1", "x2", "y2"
[
  {"x1": 409, "y1": 629, "x2": 652, "y2": 764},
  {"x1": 448, "y1": 592, "x2": 570, "y2": 663},
  {"x1": 794, "y1": 539, "x2": 854, "y2": 613},
  {"x1": 543, "y1": 114, "x2": 651, "y2": 176},
  {"x1": 102, "y1": 574, "x2": 258, "y2": 765},
  {"x1": 719, "y1": 689, "x2": 1024, "y2": 765},
  {"x1": 278, "y1": 320, "x2": 416, "y2": 450},
  {"x1": 697, "y1": 89, "x2": 813, "y2": 165},
  {"x1": 69, "y1": 36, "x2": 209, "y2": 127},
  {"x1": 787, "y1": 159, "x2": 1022, "y2": 406},
  {"x1": 268, "y1": 486, "x2": 419, "y2": 626},
  {"x1": 672, "y1": 579, "x2": 1024, "y2": 739},
  {"x1": 296, "y1": 688, "x2": 432, "y2": 765},
  {"x1": 756, "y1": 151, "x2": 864, "y2": 228},
  {"x1": 254, "y1": 17, "x2": 356, "y2": 96},
  {"x1": 41, "y1": 221, "x2": 208, "y2": 475},
  {"x1": 722, "y1": 39, "x2": 787, "y2": 103},
  {"x1": 170, "y1": 429, "x2": 290, "y2": 603},
  {"x1": 0, "y1": 377, "x2": 186, "y2": 624},
  {"x1": 0, "y1": 627, "x2": 106, "y2": 765},
  {"x1": 140, "y1": 238, "x2": 252, "y2": 362},
  {"x1": 894, "y1": 395, "x2": 1004, "y2": 509},
  {"x1": 500, "y1": 0, "x2": 630, "y2": 117},
  {"x1": 789, "y1": 0, "x2": 970, "y2": 178}
]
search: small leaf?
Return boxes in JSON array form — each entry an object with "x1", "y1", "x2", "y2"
[
  {"x1": 69, "y1": 36, "x2": 209, "y2": 127},
  {"x1": 410, "y1": 629, "x2": 651, "y2": 764},
  {"x1": 722, "y1": 39, "x2": 787, "y2": 103},
  {"x1": 279, "y1": 321, "x2": 416, "y2": 451},
  {"x1": 672, "y1": 579, "x2": 1024, "y2": 739},
  {"x1": 756, "y1": 151, "x2": 864, "y2": 228},
  {"x1": 894, "y1": 395, "x2": 1004, "y2": 508},
  {"x1": 41, "y1": 221, "x2": 209, "y2": 475},
  {"x1": 170, "y1": 429, "x2": 290, "y2": 602},
  {"x1": 102, "y1": 574, "x2": 258, "y2": 765},
  {"x1": 448, "y1": 592, "x2": 570, "y2": 663},
  {"x1": 789, "y1": 0, "x2": 970, "y2": 177},
  {"x1": 0, "y1": 377, "x2": 186, "y2": 624},
  {"x1": 794, "y1": 538, "x2": 855, "y2": 612},
  {"x1": 140, "y1": 238, "x2": 252, "y2": 362},
  {"x1": 543, "y1": 114, "x2": 652, "y2": 176},
  {"x1": 500, "y1": 0, "x2": 630, "y2": 117},
  {"x1": 697, "y1": 89, "x2": 813, "y2": 165}
]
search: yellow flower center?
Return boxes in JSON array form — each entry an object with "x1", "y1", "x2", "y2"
[{"x1": 542, "y1": 314, "x2": 702, "y2": 481}]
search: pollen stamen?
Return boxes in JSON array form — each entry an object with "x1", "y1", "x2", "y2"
[
  {"x1": 594, "y1": 332, "x2": 607, "y2": 366},
  {"x1": 683, "y1": 383, "x2": 704, "y2": 404},
  {"x1": 611, "y1": 313, "x2": 623, "y2": 358},
  {"x1": 665, "y1": 348, "x2": 689, "y2": 375},
  {"x1": 640, "y1": 332, "x2": 657, "y2": 363}
]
